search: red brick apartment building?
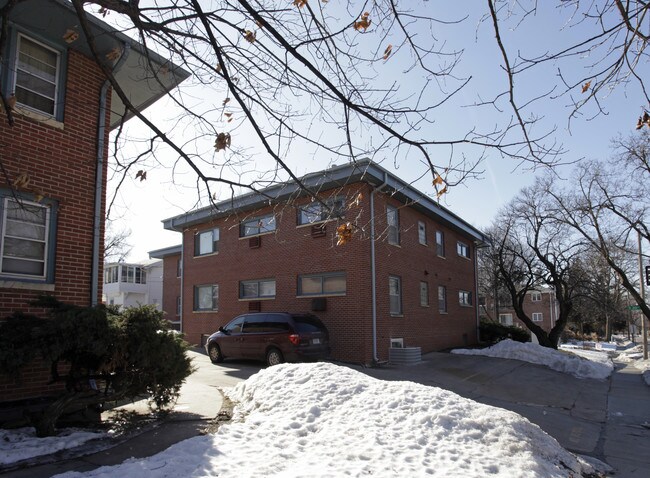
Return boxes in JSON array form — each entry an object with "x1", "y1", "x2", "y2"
[
  {"x1": 0, "y1": 0, "x2": 187, "y2": 408},
  {"x1": 480, "y1": 288, "x2": 559, "y2": 337},
  {"x1": 156, "y1": 161, "x2": 487, "y2": 364}
]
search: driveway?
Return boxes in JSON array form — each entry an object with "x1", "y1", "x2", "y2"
[{"x1": 355, "y1": 352, "x2": 650, "y2": 478}]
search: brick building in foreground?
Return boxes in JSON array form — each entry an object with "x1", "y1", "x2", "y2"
[
  {"x1": 0, "y1": 0, "x2": 187, "y2": 409},
  {"x1": 159, "y1": 161, "x2": 487, "y2": 364}
]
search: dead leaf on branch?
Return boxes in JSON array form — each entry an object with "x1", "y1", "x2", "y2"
[
  {"x1": 214, "y1": 132, "x2": 231, "y2": 152},
  {"x1": 349, "y1": 192, "x2": 363, "y2": 209},
  {"x1": 636, "y1": 111, "x2": 650, "y2": 130},
  {"x1": 63, "y1": 29, "x2": 79, "y2": 44},
  {"x1": 106, "y1": 47, "x2": 122, "y2": 61},
  {"x1": 336, "y1": 222, "x2": 353, "y2": 246},
  {"x1": 293, "y1": 0, "x2": 308, "y2": 8},
  {"x1": 354, "y1": 12, "x2": 371, "y2": 32},
  {"x1": 436, "y1": 186, "x2": 448, "y2": 199},
  {"x1": 6, "y1": 93, "x2": 16, "y2": 111},
  {"x1": 382, "y1": 44, "x2": 393, "y2": 60},
  {"x1": 581, "y1": 81, "x2": 591, "y2": 93},
  {"x1": 13, "y1": 172, "x2": 30, "y2": 189},
  {"x1": 223, "y1": 98, "x2": 230, "y2": 106},
  {"x1": 244, "y1": 30, "x2": 256, "y2": 43},
  {"x1": 135, "y1": 170, "x2": 147, "y2": 182},
  {"x1": 433, "y1": 174, "x2": 444, "y2": 186}
]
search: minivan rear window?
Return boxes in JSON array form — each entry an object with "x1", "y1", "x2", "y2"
[{"x1": 293, "y1": 315, "x2": 326, "y2": 333}]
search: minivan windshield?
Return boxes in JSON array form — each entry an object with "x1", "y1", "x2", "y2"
[{"x1": 292, "y1": 315, "x2": 326, "y2": 334}]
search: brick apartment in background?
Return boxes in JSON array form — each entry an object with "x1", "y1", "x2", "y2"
[
  {"x1": 480, "y1": 288, "x2": 559, "y2": 339},
  {"x1": 149, "y1": 245, "x2": 182, "y2": 330},
  {"x1": 0, "y1": 0, "x2": 187, "y2": 410},
  {"x1": 158, "y1": 160, "x2": 487, "y2": 364}
]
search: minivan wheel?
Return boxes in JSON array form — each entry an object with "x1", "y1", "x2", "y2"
[
  {"x1": 266, "y1": 348, "x2": 284, "y2": 367},
  {"x1": 208, "y1": 343, "x2": 223, "y2": 364}
]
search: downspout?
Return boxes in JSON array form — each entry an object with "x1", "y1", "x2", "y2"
[
  {"x1": 474, "y1": 243, "x2": 480, "y2": 343},
  {"x1": 176, "y1": 218, "x2": 184, "y2": 333},
  {"x1": 370, "y1": 172, "x2": 388, "y2": 365},
  {"x1": 91, "y1": 44, "x2": 131, "y2": 306}
]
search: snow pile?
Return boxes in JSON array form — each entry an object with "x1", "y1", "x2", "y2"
[
  {"x1": 453, "y1": 340, "x2": 613, "y2": 379},
  {"x1": 0, "y1": 427, "x2": 105, "y2": 465},
  {"x1": 55, "y1": 362, "x2": 607, "y2": 478},
  {"x1": 616, "y1": 344, "x2": 644, "y2": 363}
]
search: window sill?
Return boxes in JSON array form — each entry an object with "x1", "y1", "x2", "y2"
[
  {"x1": 439, "y1": 311, "x2": 448, "y2": 315},
  {"x1": 194, "y1": 252, "x2": 218, "y2": 259},
  {"x1": 390, "y1": 314, "x2": 404, "y2": 318},
  {"x1": 238, "y1": 297, "x2": 276, "y2": 301},
  {"x1": 388, "y1": 242, "x2": 401, "y2": 248},
  {"x1": 437, "y1": 255, "x2": 446, "y2": 259},
  {"x1": 14, "y1": 106, "x2": 64, "y2": 130},
  {"x1": 420, "y1": 305, "x2": 430, "y2": 308},
  {"x1": 296, "y1": 293, "x2": 346, "y2": 299},
  {"x1": 0, "y1": 280, "x2": 55, "y2": 291},
  {"x1": 459, "y1": 304, "x2": 473, "y2": 308},
  {"x1": 192, "y1": 310, "x2": 217, "y2": 314},
  {"x1": 239, "y1": 231, "x2": 275, "y2": 240}
]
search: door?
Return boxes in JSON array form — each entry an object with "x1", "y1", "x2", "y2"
[
  {"x1": 218, "y1": 315, "x2": 245, "y2": 358},
  {"x1": 240, "y1": 314, "x2": 268, "y2": 359}
]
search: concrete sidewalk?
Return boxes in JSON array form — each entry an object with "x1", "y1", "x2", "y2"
[{"x1": 357, "y1": 352, "x2": 650, "y2": 478}]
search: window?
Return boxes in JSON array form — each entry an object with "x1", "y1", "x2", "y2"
[
  {"x1": 420, "y1": 281, "x2": 429, "y2": 307},
  {"x1": 0, "y1": 197, "x2": 52, "y2": 279},
  {"x1": 389, "y1": 275, "x2": 402, "y2": 315},
  {"x1": 176, "y1": 258, "x2": 182, "y2": 277},
  {"x1": 436, "y1": 231, "x2": 445, "y2": 257},
  {"x1": 459, "y1": 290, "x2": 473, "y2": 306},
  {"x1": 194, "y1": 228, "x2": 219, "y2": 256},
  {"x1": 240, "y1": 214, "x2": 275, "y2": 237},
  {"x1": 176, "y1": 296, "x2": 181, "y2": 316},
  {"x1": 386, "y1": 205, "x2": 400, "y2": 245},
  {"x1": 193, "y1": 284, "x2": 218, "y2": 311},
  {"x1": 438, "y1": 286, "x2": 447, "y2": 313},
  {"x1": 14, "y1": 34, "x2": 60, "y2": 117},
  {"x1": 240, "y1": 279, "x2": 276, "y2": 299},
  {"x1": 457, "y1": 241, "x2": 470, "y2": 258},
  {"x1": 532, "y1": 312, "x2": 543, "y2": 322},
  {"x1": 418, "y1": 221, "x2": 427, "y2": 245},
  {"x1": 531, "y1": 291, "x2": 542, "y2": 302},
  {"x1": 104, "y1": 266, "x2": 119, "y2": 284},
  {"x1": 298, "y1": 197, "x2": 344, "y2": 225},
  {"x1": 499, "y1": 314, "x2": 513, "y2": 326},
  {"x1": 120, "y1": 265, "x2": 146, "y2": 284},
  {"x1": 298, "y1": 272, "x2": 346, "y2": 296}
]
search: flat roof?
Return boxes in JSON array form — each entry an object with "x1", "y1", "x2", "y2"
[
  {"x1": 162, "y1": 160, "x2": 486, "y2": 244},
  {"x1": 149, "y1": 244, "x2": 183, "y2": 259}
]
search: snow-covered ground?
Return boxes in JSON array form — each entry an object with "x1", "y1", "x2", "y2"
[
  {"x1": 0, "y1": 427, "x2": 105, "y2": 465},
  {"x1": 46, "y1": 362, "x2": 608, "y2": 478},
  {"x1": 452, "y1": 339, "x2": 614, "y2": 379}
]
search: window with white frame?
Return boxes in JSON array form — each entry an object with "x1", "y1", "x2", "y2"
[
  {"x1": 418, "y1": 221, "x2": 427, "y2": 245},
  {"x1": 438, "y1": 285, "x2": 447, "y2": 313},
  {"x1": 240, "y1": 214, "x2": 275, "y2": 237},
  {"x1": 532, "y1": 312, "x2": 543, "y2": 322},
  {"x1": 194, "y1": 228, "x2": 219, "y2": 256},
  {"x1": 14, "y1": 34, "x2": 60, "y2": 117},
  {"x1": 240, "y1": 279, "x2": 276, "y2": 299},
  {"x1": 436, "y1": 231, "x2": 445, "y2": 257},
  {"x1": 193, "y1": 284, "x2": 218, "y2": 311},
  {"x1": 298, "y1": 197, "x2": 344, "y2": 225},
  {"x1": 457, "y1": 241, "x2": 470, "y2": 258},
  {"x1": 176, "y1": 296, "x2": 181, "y2": 316},
  {"x1": 386, "y1": 205, "x2": 400, "y2": 245},
  {"x1": 459, "y1": 290, "x2": 473, "y2": 306},
  {"x1": 104, "y1": 265, "x2": 119, "y2": 284},
  {"x1": 0, "y1": 197, "x2": 51, "y2": 279},
  {"x1": 531, "y1": 291, "x2": 542, "y2": 302},
  {"x1": 298, "y1": 272, "x2": 346, "y2": 296},
  {"x1": 499, "y1": 313, "x2": 513, "y2": 326},
  {"x1": 420, "y1": 281, "x2": 429, "y2": 307},
  {"x1": 119, "y1": 265, "x2": 145, "y2": 284},
  {"x1": 389, "y1": 275, "x2": 402, "y2": 315}
]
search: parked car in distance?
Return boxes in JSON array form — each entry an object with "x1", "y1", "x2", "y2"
[{"x1": 205, "y1": 312, "x2": 330, "y2": 366}]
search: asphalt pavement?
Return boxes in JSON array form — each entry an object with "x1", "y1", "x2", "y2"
[{"x1": 2, "y1": 348, "x2": 649, "y2": 477}]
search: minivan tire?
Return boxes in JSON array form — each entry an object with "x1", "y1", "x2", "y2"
[
  {"x1": 266, "y1": 348, "x2": 284, "y2": 366},
  {"x1": 208, "y1": 343, "x2": 224, "y2": 364}
]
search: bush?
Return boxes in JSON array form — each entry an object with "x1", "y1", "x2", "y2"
[
  {"x1": 0, "y1": 298, "x2": 194, "y2": 436},
  {"x1": 479, "y1": 320, "x2": 530, "y2": 344}
]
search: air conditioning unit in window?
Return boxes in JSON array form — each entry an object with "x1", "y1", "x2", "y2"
[
  {"x1": 390, "y1": 338, "x2": 404, "y2": 349},
  {"x1": 248, "y1": 301, "x2": 261, "y2": 312},
  {"x1": 311, "y1": 224, "x2": 326, "y2": 238},
  {"x1": 249, "y1": 236, "x2": 261, "y2": 248},
  {"x1": 311, "y1": 297, "x2": 327, "y2": 312}
]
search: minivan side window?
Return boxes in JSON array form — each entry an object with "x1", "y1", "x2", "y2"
[
  {"x1": 224, "y1": 316, "x2": 245, "y2": 334},
  {"x1": 265, "y1": 314, "x2": 291, "y2": 333},
  {"x1": 243, "y1": 315, "x2": 267, "y2": 333}
]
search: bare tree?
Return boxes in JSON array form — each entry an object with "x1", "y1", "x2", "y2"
[
  {"x1": 104, "y1": 220, "x2": 132, "y2": 262},
  {"x1": 487, "y1": 181, "x2": 589, "y2": 348},
  {"x1": 2, "y1": 1, "x2": 648, "y2": 212}
]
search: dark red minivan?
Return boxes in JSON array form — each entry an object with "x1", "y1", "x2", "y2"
[{"x1": 205, "y1": 313, "x2": 330, "y2": 366}]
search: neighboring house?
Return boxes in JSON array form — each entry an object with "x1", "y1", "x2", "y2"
[
  {"x1": 0, "y1": 0, "x2": 187, "y2": 409},
  {"x1": 480, "y1": 288, "x2": 559, "y2": 337},
  {"x1": 149, "y1": 245, "x2": 182, "y2": 330},
  {"x1": 102, "y1": 259, "x2": 163, "y2": 310},
  {"x1": 159, "y1": 160, "x2": 487, "y2": 364}
]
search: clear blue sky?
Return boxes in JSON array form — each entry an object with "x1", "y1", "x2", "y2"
[{"x1": 108, "y1": 2, "x2": 647, "y2": 261}]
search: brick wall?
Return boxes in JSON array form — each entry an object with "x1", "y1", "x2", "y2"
[
  {"x1": 178, "y1": 183, "x2": 479, "y2": 364},
  {"x1": 0, "y1": 49, "x2": 110, "y2": 403}
]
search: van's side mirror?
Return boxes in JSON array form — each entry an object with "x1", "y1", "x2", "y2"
[{"x1": 218, "y1": 326, "x2": 228, "y2": 335}]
